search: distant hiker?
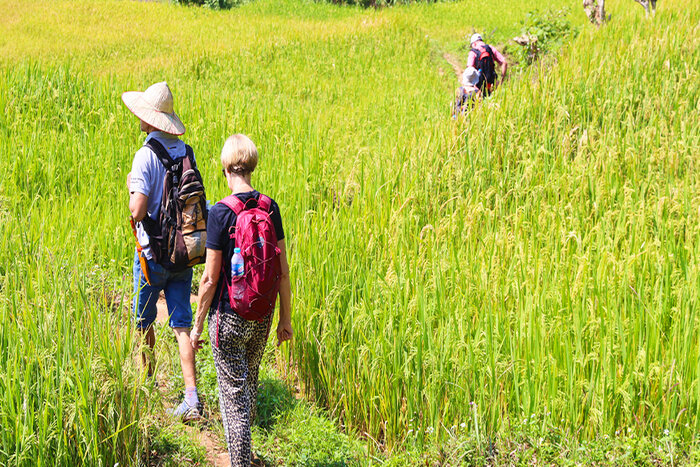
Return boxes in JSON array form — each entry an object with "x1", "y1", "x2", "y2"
[
  {"x1": 467, "y1": 33, "x2": 508, "y2": 96},
  {"x1": 123, "y1": 81, "x2": 207, "y2": 421},
  {"x1": 453, "y1": 66, "x2": 483, "y2": 116},
  {"x1": 190, "y1": 134, "x2": 293, "y2": 466}
]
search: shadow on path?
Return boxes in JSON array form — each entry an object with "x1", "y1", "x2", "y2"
[{"x1": 253, "y1": 372, "x2": 365, "y2": 466}]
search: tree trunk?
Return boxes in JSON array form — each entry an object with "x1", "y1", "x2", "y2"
[
  {"x1": 633, "y1": 0, "x2": 657, "y2": 17},
  {"x1": 583, "y1": 0, "x2": 606, "y2": 26}
]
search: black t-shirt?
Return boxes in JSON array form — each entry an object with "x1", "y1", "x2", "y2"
[{"x1": 206, "y1": 190, "x2": 284, "y2": 313}]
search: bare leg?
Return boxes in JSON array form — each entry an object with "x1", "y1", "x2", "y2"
[
  {"x1": 136, "y1": 325, "x2": 156, "y2": 377},
  {"x1": 173, "y1": 327, "x2": 196, "y2": 388}
]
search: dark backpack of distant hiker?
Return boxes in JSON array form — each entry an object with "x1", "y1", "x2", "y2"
[
  {"x1": 471, "y1": 44, "x2": 497, "y2": 91},
  {"x1": 140, "y1": 139, "x2": 208, "y2": 270},
  {"x1": 216, "y1": 194, "x2": 281, "y2": 332}
]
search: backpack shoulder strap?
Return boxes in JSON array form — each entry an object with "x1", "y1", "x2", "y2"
[
  {"x1": 257, "y1": 194, "x2": 272, "y2": 212},
  {"x1": 219, "y1": 195, "x2": 246, "y2": 216},
  {"x1": 184, "y1": 144, "x2": 196, "y2": 168},
  {"x1": 144, "y1": 138, "x2": 174, "y2": 171}
]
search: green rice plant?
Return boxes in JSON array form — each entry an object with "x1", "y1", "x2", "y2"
[{"x1": 0, "y1": 0, "x2": 697, "y2": 463}]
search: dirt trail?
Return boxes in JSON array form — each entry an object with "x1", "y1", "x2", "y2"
[
  {"x1": 183, "y1": 425, "x2": 229, "y2": 467},
  {"x1": 116, "y1": 291, "x2": 231, "y2": 465},
  {"x1": 154, "y1": 294, "x2": 233, "y2": 465},
  {"x1": 442, "y1": 52, "x2": 463, "y2": 79}
]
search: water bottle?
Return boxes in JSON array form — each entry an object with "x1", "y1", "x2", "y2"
[{"x1": 231, "y1": 247, "x2": 245, "y2": 300}]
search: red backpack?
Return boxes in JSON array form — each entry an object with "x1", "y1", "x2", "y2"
[{"x1": 215, "y1": 194, "x2": 281, "y2": 343}]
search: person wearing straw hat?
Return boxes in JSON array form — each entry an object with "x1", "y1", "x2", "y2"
[
  {"x1": 123, "y1": 81, "x2": 202, "y2": 421},
  {"x1": 453, "y1": 66, "x2": 483, "y2": 117}
]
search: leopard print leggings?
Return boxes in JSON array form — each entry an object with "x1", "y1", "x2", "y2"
[{"x1": 209, "y1": 309, "x2": 272, "y2": 467}]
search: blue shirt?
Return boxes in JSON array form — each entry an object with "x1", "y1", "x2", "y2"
[{"x1": 129, "y1": 131, "x2": 190, "y2": 259}]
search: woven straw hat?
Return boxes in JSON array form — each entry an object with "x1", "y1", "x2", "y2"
[{"x1": 121, "y1": 82, "x2": 185, "y2": 135}]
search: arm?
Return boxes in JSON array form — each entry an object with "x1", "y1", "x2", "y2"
[
  {"x1": 466, "y1": 50, "x2": 476, "y2": 68},
  {"x1": 276, "y1": 239, "x2": 293, "y2": 346},
  {"x1": 129, "y1": 192, "x2": 149, "y2": 222},
  {"x1": 499, "y1": 61, "x2": 508, "y2": 84},
  {"x1": 190, "y1": 248, "x2": 222, "y2": 351},
  {"x1": 129, "y1": 148, "x2": 153, "y2": 222},
  {"x1": 492, "y1": 47, "x2": 508, "y2": 85}
]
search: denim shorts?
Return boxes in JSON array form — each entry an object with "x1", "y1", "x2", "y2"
[{"x1": 132, "y1": 250, "x2": 193, "y2": 329}]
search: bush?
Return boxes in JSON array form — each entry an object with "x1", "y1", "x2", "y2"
[
  {"x1": 172, "y1": 0, "x2": 242, "y2": 9},
  {"x1": 510, "y1": 8, "x2": 577, "y2": 65},
  {"x1": 326, "y1": 0, "x2": 439, "y2": 8}
]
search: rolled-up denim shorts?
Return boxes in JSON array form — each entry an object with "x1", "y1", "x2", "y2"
[{"x1": 132, "y1": 250, "x2": 193, "y2": 329}]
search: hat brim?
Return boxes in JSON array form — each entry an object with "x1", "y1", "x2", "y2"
[{"x1": 121, "y1": 91, "x2": 186, "y2": 136}]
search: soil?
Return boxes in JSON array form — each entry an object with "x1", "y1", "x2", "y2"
[
  {"x1": 117, "y1": 290, "x2": 232, "y2": 465},
  {"x1": 183, "y1": 424, "x2": 230, "y2": 467},
  {"x1": 442, "y1": 52, "x2": 464, "y2": 79},
  {"x1": 154, "y1": 293, "x2": 234, "y2": 465}
]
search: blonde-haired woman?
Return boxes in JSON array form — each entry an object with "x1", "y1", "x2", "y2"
[{"x1": 191, "y1": 134, "x2": 292, "y2": 465}]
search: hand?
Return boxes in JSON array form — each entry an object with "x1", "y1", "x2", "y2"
[
  {"x1": 190, "y1": 327, "x2": 204, "y2": 353},
  {"x1": 276, "y1": 320, "x2": 293, "y2": 347}
]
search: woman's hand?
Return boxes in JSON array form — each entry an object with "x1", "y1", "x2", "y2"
[
  {"x1": 276, "y1": 320, "x2": 293, "y2": 347},
  {"x1": 190, "y1": 325, "x2": 204, "y2": 353}
]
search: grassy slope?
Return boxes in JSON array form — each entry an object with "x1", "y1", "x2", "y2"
[{"x1": 0, "y1": 0, "x2": 698, "y2": 464}]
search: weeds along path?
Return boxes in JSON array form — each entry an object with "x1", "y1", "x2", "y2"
[{"x1": 0, "y1": 0, "x2": 698, "y2": 464}]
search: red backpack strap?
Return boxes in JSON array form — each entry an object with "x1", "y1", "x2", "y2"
[
  {"x1": 257, "y1": 194, "x2": 272, "y2": 212},
  {"x1": 219, "y1": 195, "x2": 246, "y2": 216}
]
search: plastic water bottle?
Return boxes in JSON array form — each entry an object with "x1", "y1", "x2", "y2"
[{"x1": 231, "y1": 247, "x2": 244, "y2": 300}]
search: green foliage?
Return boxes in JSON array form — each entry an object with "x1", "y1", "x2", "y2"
[
  {"x1": 256, "y1": 368, "x2": 297, "y2": 429},
  {"x1": 173, "y1": 0, "x2": 242, "y2": 9},
  {"x1": 380, "y1": 427, "x2": 700, "y2": 466},
  {"x1": 510, "y1": 8, "x2": 577, "y2": 65},
  {"x1": 253, "y1": 403, "x2": 365, "y2": 466},
  {"x1": 145, "y1": 422, "x2": 208, "y2": 466},
  {"x1": 325, "y1": 0, "x2": 440, "y2": 9}
]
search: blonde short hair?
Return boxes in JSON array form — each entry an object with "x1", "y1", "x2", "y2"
[{"x1": 221, "y1": 134, "x2": 258, "y2": 175}]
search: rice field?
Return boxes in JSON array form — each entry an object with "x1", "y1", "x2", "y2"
[{"x1": 0, "y1": 0, "x2": 698, "y2": 464}]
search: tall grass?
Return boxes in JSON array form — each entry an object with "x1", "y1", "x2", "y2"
[
  {"x1": 288, "y1": 0, "x2": 699, "y2": 449},
  {"x1": 0, "y1": 0, "x2": 697, "y2": 462}
]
